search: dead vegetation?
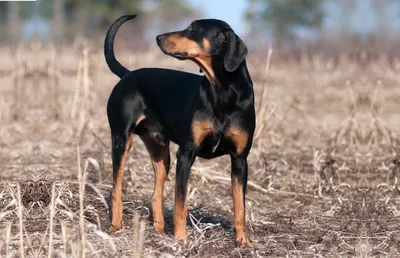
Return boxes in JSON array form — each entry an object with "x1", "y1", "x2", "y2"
[{"x1": 0, "y1": 42, "x2": 399, "y2": 257}]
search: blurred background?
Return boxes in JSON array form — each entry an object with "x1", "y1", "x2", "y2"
[{"x1": 1, "y1": 0, "x2": 399, "y2": 55}]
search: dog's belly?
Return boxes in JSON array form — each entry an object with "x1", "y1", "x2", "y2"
[
  {"x1": 196, "y1": 148, "x2": 228, "y2": 159},
  {"x1": 195, "y1": 134, "x2": 229, "y2": 159}
]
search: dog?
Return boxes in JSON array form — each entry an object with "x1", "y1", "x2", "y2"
[{"x1": 104, "y1": 15, "x2": 255, "y2": 247}]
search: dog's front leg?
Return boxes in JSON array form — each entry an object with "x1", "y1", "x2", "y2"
[
  {"x1": 230, "y1": 154, "x2": 253, "y2": 247},
  {"x1": 174, "y1": 148, "x2": 195, "y2": 241}
]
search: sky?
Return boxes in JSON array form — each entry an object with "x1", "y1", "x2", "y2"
[
  {"x1": 188, "y1": 0, "x2": 399, "y2": 38},
  {"x1": 188, "y1": 0, "x2": 248, "y2": 36},
  {"x1": 20, "y1": 0, "x2": 400, "y2": 42}
]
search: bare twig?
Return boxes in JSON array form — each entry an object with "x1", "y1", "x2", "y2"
[
  {"x1": 16, "y1": 184, "x2": 24, "y2": 258},
  {"x1": 48, "y1": 183, "x2": 57, "y2": 258},
  {"x1": 255, "y1": 46, "x2": 273, "y2": 140}
]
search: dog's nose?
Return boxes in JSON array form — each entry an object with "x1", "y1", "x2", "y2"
[{"x1": 156, "y1": 35, "x2": 164, "y2": 42}]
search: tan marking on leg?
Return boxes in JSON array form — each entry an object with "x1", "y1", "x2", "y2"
[
  {"x1": 226, "y1": 128, "x2": 248, "y2": 155},
  {"x1": 232, "y1": 178, "x2": 253, "y2": 247},
  {"x1": 141, "y1": 134, "x2": 170, "y2": 233},
  {"x1": 110, "y1": 133, "x2": 134, "y2": 232},
  {"x1": 174, "y1": 197, "x2": 188, "y2": 241},
  {"x1": 192, "y1": 120, "x2": 214, "y2": 147}
]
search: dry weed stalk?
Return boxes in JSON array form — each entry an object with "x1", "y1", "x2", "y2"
[
  {"x1": 48, "y1": 43, "x2": 61, "y2": 107},
  {"x1": 73, "y1": 47, "x2": 91, "y2": 258},
  {"x1": 16, "y1": 184, "x2": 24, "y2": 258},
  {"x1": 47, "y1": 183, "x2": 57, "y2": 258},
  {"x1": 70, "y1": 46, "x2": 90, "y2": 131},
  {"x1": 5, "y1": 222, "x2": 11, "y2": 256},
  {"x1": 313, "y1": 150, "x2": 327, "y2": 197},
  {"x1": 82, "y1": 48, "x2": 90, "y2": 121},
  {"x1": 254, "y1": 46, "x2": 273, "y2": 140},
  {"x1": 187, "y1": 213, "x2": 222, "y2": 251},
  {"x1": 70, "y1": 58, "x2": 83, "y2": 120},
  {"x1": 76, "y1": 145, "x2": 88, "y2": 258},
  {"x1": 133, "y1": 211, "x2": 146, "y2": 258}
]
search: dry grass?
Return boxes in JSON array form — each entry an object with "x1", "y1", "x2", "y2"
[{"x1": 0, "y1": 41, "x2": 399, "y2": 257}]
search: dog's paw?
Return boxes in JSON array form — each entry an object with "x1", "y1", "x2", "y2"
[
  {"x1": 235, "y1": 236, "x2": 254, "y2": 248},
  {"x1": 109, "y1": 221, "x2": 125, "y2": 233},
  {"x1": 174, "y1": 236, "x2": 189, "y2": 246},
  {"x1": 153, "y1": 221, "x2": 165, "y2": 233}
]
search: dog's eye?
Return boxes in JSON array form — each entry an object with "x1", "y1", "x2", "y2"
[
  {"x1": 217, "y1": 31, "x2": 226, "y2": 44},
  {"x1": 188, "y1": 24, "x2": 197, "y2": 33}
]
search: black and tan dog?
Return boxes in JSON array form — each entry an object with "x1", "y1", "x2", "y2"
[{"x1": 104, "y1": 15, "x2": 255, "y2": 247}]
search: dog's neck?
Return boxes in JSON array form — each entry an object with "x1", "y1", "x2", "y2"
[
  {"x1": 193, "y1": 58, "x2": 216, "y2": 86},
  {"x1": 200, "y1": 59, "x2": 253, "y2": 118},
  {"x1": 210, "y1": 59, "x2": 252, "y2": 90}
]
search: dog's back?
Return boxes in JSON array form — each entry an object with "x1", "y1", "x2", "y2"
[{"x1": 108, "y1": 67, "x2": 203, "y2": 143}]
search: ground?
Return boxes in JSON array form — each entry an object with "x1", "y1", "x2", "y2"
[{"x1": 0, "y1": 45, "x2": 399, "y2": 257}]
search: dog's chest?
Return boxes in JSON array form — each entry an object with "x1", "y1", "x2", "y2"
[{"x1": 193, "y1": 115, "x2": 246, "y2": 158}]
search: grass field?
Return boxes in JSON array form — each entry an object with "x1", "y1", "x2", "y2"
[{"x1": 0, "y1": 43, "x2": 399, "y2": 257}]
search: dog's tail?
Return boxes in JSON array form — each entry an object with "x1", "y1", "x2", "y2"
[{"x1": 104, "y1": 15, "x2": 137, "y2": 78}]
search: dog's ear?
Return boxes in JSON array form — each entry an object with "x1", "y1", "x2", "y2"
[{"x1": 223, "y1": 30, "x2": 248, "y2": 72}]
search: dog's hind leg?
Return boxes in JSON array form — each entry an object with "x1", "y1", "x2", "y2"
[
  {"x1": 140, "y1": 132, "x2": 170, "y2": 233},
  {"x1": 109, "y1": 115, "x2": 145, "y2": 232},
  {"x1": 109, "y1": 131, "x2": 133, "y2": 231},
  {"x1": 138, "y1": 118, "x2": 171, "y2": 233}
]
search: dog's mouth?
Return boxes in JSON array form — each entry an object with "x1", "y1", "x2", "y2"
[
  {"x1": 157, "y1": 40, "x2": 190, "y2": 60},
  {"x1": 160, "y1": 48, "x2": 190, "y2": 60},
  {"x1": 170, "y1": 51, "x2": 189, "y2": 60}
]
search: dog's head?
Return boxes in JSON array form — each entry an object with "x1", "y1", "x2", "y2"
[{"x1": 156, "y1": 19, "x2": 248, "y2": 82}]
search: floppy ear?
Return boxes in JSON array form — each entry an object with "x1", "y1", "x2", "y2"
[{"x1": 224, "y1": 30, "x2": 248, "y2": 72}]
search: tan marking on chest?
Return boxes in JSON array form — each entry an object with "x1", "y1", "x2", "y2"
[
  {"x1": 226, "y1": 127, "x2": 248, "y2": 155},
  {"x1": 192, "y1": 120, "x2": 214, "y2": 147}
]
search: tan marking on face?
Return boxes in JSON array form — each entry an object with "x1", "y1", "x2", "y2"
[
  {"x1": 226, "y1": 128, "x2": 248, "y2": 155},
  {"x1": 202, "y1": 38, "x2": 211, "y2": 52},
  {"x1": 164, "y1": 34, "x2": 216, "y2": 85},
  {"x1": 163, "y1": 33, "x2": 201, "y2": 57},
  {"x1": 192, "y1": 120, "x2": 214, "y2": 147}
]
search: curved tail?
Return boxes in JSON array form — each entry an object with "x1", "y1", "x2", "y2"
[{"x1": 104, "y1": 15, "x2": 137, "y2": 78}]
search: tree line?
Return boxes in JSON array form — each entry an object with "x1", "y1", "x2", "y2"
[{"x1": 0, "y1": 0, "x2": 396, "y2": 51}]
